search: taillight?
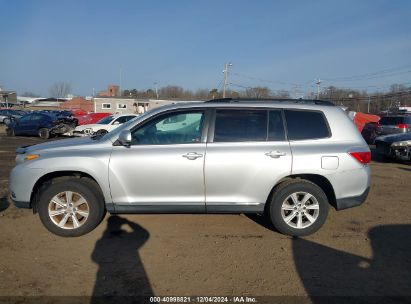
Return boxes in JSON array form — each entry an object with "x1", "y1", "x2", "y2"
[
  {"x1": 349, "y1": 151, "x2": 371, "y2": 164},
  {"x1": 396, "y1": 123, "x2": 408, "y2": 129}
]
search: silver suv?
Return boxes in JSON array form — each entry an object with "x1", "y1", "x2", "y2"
[{"x1": 9, "y1": 99, "x2": 371, "y2": 237}]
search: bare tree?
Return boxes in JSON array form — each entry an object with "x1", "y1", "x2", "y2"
[
  {"x1": 49, "y1": 82, "x2": 71, "y2": 98},
  {"x1": 244, "y1": 86, "x2": 271, "y2": 98},
  {"x1": 158, "y1": 86, "x2": 185, "y2": 99}
]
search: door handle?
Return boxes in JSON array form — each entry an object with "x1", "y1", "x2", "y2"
[
  {"x1": 182, "y1": 152, "x2": 203, "y2": 160},
  {"x1": 265, "y1": 151, "x2": 286, "y2": 158}
]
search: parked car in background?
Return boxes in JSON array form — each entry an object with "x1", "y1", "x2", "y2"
[
  {"x1": 375, "y1": 132, "x2": 411, "y2": 161},
  {"x1": 73, "y1": 113, "x2": 138, "y2": 136},
  {"x1": 6, "y1": 112, "x2": 78, "y2": 139},
  {"x1": 361, "y1": 122, "x2": 379, "y2": 144},
  {"x1": 0, "y1": 109, "x2": 27, "y2": 124},
  {"x1": 0, "y1": 102, "x2": 17, "y2": 108},
  {"x1": 9, "y1": 99, "x2": 371, "y2": 237},
  {"x1": 75, "y1": 112, "x2": 111, "y2": 126},
  {"x1": 376, "y1": 115, "x2": 411, "y2": 136},
  {"x1": 39, "y1": 110, "x2": 77, "y2": 120}
]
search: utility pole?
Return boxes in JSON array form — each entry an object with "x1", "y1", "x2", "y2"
[
  {"x1": 316, "y1": 78, "x2": 321, "y2": 99},
  {"x1": 154, "y1": 82, "x2": 159, "y2": 99},
  {"x1": 368, "y1": 95, "x2": 371, "y2": 113},
  {"x1": 223, "y1": 62, "x2": 233, "y2": 98},
  {"x1": 119, "y1": 69, "x2": 122, "y2": 96}
]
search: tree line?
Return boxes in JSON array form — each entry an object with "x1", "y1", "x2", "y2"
[
  {"x1": 317, "y1": 84, "x2": 411, "y2": 113},
  {"x1": 25, "y1": 82, "x2": 411, "y2": 114},
  {"x1": 122, "y1": 83, "x2": 411, "y2": 113},
  {"x1": 123, "y1": 86, "x2": 291, "y2": 100}
]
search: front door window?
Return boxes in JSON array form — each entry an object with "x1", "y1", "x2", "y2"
[{"x1": 131, "y1": 111, "x2": 204, "y2": 145}]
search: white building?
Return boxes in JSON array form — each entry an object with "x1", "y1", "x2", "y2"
[{"x1": 92, "y1": 97, "x2": 204, "y2": 114}]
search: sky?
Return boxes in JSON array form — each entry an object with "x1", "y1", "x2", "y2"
[{"x1": 0, "y1": 0, "x2": 410, "y2": 97}]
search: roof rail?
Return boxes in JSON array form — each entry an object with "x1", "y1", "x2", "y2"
[{"x1": 206, "y1": 98, "x2": 335, "y2": 106}]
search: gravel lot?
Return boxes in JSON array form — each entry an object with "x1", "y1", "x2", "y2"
[{"x1": 0, "y1": 125, "x2": 410, "y2": 300}]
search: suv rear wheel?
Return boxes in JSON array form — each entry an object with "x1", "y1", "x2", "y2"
[
  {"x1": 269, "y1": 180, "x2": 329, "y2": 236},
  {"x1": 37, "y1": 179, "x2": 105, "y2": 237}
]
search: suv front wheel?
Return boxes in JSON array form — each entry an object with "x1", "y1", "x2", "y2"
[
  {"x1": 269, "y1": 180, "x2": 329, "y2": 236},
  {"x1": 37, "y1": 179, "x2": 105, "y2": 237}
]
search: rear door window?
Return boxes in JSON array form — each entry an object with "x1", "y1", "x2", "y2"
[
  {"x1": 284, "y1": 110, "x2": 330, "y2": 140},
  {"x1": 268, "y1": 110, "x2": 286, "y2": 141},
  {"x1": 213, "y1": 110, "x2": 267, "y2": 142}
]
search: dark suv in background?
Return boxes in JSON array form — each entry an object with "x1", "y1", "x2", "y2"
[{"x1": 376, "y1": 115, "x2": 411, "y2": 136}]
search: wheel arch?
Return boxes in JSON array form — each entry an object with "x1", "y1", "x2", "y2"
[
  {"x1": 30, "y1": 171, "x2": 105, "y2": 213},
  {"x1": 266, "y1": 174, "x2": 337, "y2": 211}
]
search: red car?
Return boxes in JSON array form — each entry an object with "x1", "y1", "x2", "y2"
[{"x1": 75, "y1": 113, "x2": 111, "y2": 126}]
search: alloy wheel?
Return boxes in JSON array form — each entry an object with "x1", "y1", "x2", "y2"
[
  {"x1": 48, "y1": 191, "x2": 90, "y2": 229},
  {"x1": 281, "y1": 191, "x2": 320, "y2": 229}
]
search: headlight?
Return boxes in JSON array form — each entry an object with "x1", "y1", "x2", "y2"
[
  {"x1": 391, "y1": 140, "x2": 411, "y2": 147},
  {"x1": 24, "y1": 154, "x2": 40, "y2": 161}
]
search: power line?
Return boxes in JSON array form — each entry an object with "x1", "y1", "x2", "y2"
[
  {"x1": 228, "y1": 82, "x2": 254, "y2": 90},
  {"x1": 215, "y1": 77, "x2": 225, "y2": 90},
  {"x1": 231, "y1": 72, "x2": 302, "y2": 86},
  {"x1": 320, "y1": 80, "x2": 411, "y2": 91},
  {"x1": 322, "y1": 64, "x2": 411, "y2": 81},
  {"x1": 322, "y1": 89, "x2": 411, "y2": 102}
]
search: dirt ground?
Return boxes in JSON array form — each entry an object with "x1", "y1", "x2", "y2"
[{"x1": 0, "y1": 125, "x2": 410, "y2": 300}]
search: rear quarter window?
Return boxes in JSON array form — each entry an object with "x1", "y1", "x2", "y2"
[{"x1": 284, "y1": 110, "x2": 330, "y2": 140}]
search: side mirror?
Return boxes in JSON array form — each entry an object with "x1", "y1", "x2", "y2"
[
  {"x1": 118, "y1": 129, "x2": 132, "y2": 146},
  {"x1": 113, "y1": 121, "x2": 120, "y2": 125}
]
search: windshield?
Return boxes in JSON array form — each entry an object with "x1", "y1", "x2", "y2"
[{"x1": 96, "y1": 115, "x2": 114, "y2": 124}]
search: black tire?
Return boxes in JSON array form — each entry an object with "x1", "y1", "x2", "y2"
[
  {"x1": 268, "y1": 179, "x2": 329, "y2": 236},
  {"x1": 6, "y1": 128, "x2": 15, "y2": 136},
  {"x1": 38, "y1": 128, "x2": 50, "y2": 139},
  {"x1": 37, "y1": 179, "x2": 105, "y2": 237},
  {"x1": 95, "y1": 129, "x2": 108, "y2": 136}
]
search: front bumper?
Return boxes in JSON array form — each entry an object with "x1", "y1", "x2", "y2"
[
  {"x1": 72, "y1": 128, "x2": 94, "y2": 137},
  {"x1": 391, "y1": 146, "x2": 411, "y2": 161},
  {"x1": 72, "y1": 133, "x2": 87, "y2": 137},
  {"x1": 9, "y1": 194, "x2": 31, "y2": 209},
  {"x1": 9, "y1": 165, "x2": 47, "y2": 209},
  {"x1": 376, "y1": 141, "x2": 411, "y2": 161}
]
